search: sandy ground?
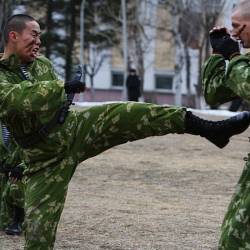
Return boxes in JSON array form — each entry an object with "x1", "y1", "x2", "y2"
[{"x1": 1, "y1": 114, "x2": 249, "y2": 250}]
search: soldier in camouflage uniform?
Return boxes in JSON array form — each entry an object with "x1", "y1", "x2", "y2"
[
  {"x1": 0, "y1": 122, "x2": 25, "y2": 235},
  {"x1": 1, "y1": 14, "x2": 250, "y2": 250},
  {"x1": 202, "y1": 1, "x2": 250, "y2": 249},
  {"x1": 2, "y1": 176, "x2": 25, "y2": 235},
  {"x1": 0, "y1": 123, "x2": 11, "y2": 230}
]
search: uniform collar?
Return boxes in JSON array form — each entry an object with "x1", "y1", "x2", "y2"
[{"x1": 0, "y1": 53, "x2": 33, "y2": 71}]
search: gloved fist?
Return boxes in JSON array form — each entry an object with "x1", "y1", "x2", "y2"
[
  {"x1": 209, "y1": 27, "x2": 240, "y2": 60},
  {"x1": 64, "y1": 66, "x2": 86, "y2": 94}
]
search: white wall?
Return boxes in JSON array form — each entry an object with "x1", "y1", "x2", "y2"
[
  {"x1": 90, "y1": 0, "x2": 239, "y2": 95},
  {"x1": 88, "y1": 54, "x2": 112, "y2": 89}
]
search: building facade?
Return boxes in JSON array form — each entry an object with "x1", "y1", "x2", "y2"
[{"x1": 76, "y1": 0, "x2": 239, "y2": 108}]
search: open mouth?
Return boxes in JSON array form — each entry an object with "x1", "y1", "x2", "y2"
[
  {"x1": 31, "y1": 48, "x2": 39, "y2": 57},
  {"x1": 33, "y1": 48, "x2": 39, "y2": 53}
]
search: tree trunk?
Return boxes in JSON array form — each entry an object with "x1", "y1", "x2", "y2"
[
  {"x1": 135, "y1": 1, "x2": 144, "y2": 101},
  {"x1": 195, "y1": 46, "x2": 203, "y2": 109},
  {"x1": 65, "y1": 0, "x2": 76, "y2": 81},
  {"x1": 0, "y1": 0, "x2": 13, "y2": 52},
  {"x1": 136, "y1": 36, "x2": 144, "y2": 100},
  {"x1": 90, "y1": 73, "x2": 95, "y2": 101},
  {"x1": 184, "y1": 44, "x2": 191, "y2": 106},
  {"x1": 45, "y1": 0, "x2": 53, "y2": 59}
]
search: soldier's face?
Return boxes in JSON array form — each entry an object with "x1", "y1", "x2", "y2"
[
  {"x1": 231, "y1": 9, "x2": 250, "y2": 48},
  {"x1": 12, "y1": 21, "x2": 41, "y2": 63}
]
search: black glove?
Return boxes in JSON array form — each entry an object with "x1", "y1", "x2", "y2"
[
  {"x1": 209, "y1": 28, "x2": 240, "y2": 60},
  {"x1": 64, "y1": 66, "x2": 86, "y2": 94},
  {"x1": 9, "y1": 165, "x2": 24, "y2": 181}
]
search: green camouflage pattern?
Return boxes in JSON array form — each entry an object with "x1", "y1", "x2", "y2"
[
  {"x1": 0, "y1": 54, "x2": 186, "y2": 249},
  {"x1": 0, "y1": 173, "x2": 8, "y2": 229},
  {"x1": 202, "y1": 53, "x2": 250, "y2": 105},
  {"x1": 202, "y1": 53, "x2": 250, "y2": 249},
  {"x1": 0, "y1": 122, "x2": 25, "y2": 230},
  {"x1": 1, "y1": 178, "x2": 25, "y2": 230},
  {"x1": 0, "y1": 54, "x2": 66, "y2": 144}
]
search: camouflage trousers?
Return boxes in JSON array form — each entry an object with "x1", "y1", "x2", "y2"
[
  {"x1": 219, "y1": 154, "x2": 250, "y2": 249},
  {"x1": 0, "y1": 173, "x2": 25, "y2": 230},
  {"x1": 0, "y1": 173, "x2": 7, "y2": 229},
  {"x1": 23, "y1": 102, "x2": 185, "y2": 250}
]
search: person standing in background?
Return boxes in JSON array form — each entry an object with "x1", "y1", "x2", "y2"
[
  {"x1": 126, "y1": 68, "x2": 141, "y2": 101},
  {"x1": 0, "y1": 122, "x2": 25, "y2": 236}
]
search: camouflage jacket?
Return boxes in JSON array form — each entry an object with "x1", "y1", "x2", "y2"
[
  {"x1": 0, "y1": 54, "x2": 66, "y2": 138},
  {"x1": 0, "y1": 54, "x2": 72, "y2": 174},
  {"x1": 202, "y1": 53, "x2": 250, "y2": 105}
]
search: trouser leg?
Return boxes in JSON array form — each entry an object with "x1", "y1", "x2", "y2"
[
  {"x1": 219, "y1": 156, "x2": 250, "y2": 249},
  {"x1": 24, "y1": 157, "x2": 75, "y2": 250},
  {"x1": 24, "y1": 103, "x2": 185, "y2": 250},
  {"x1": 0, "y1": 174, "x2": 10, "y2": 230},
  {"x1": 22, "y1": 102, "x2": 250, "y2": 249},
  {"x1": 4, "y1": 181, "x2": 25, "y2": 235},
  {"x1": 5, "y1": 181, "x2": 25, "y2": 209},
  {"x1": 5, "y1": 206, "x2": 25, "y2": 235},
  {"x1": 71, "y1": 102, "x2": 185, "y2": 163},
  {"x1": 0, "y1": 174, "x2": 11, "y2": 230}
]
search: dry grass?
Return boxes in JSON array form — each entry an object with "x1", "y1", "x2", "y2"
[{"x1": 1, "y1": 113, "x2": 249, "y2": 250}]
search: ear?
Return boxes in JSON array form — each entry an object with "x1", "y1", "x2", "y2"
[{"x1": 9, "y1": 31, "x2": 18, "y2": 42}]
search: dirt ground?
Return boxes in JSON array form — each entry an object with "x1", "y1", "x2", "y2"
[{"x1": 1, "y1": 113, "x2": 250, "y2": 250}]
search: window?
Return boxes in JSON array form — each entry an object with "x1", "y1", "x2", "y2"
[
  {"x1": 155, "y1": 74, "x2": 174, "y2": 91},
  {"x1": 111, "y1": 71, "x2": 124, "y2": 87}
]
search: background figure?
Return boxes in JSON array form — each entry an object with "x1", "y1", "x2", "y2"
[
  {"x1": 0, "y1": 171, "x2": 7, "y2": 229},
  {"x1": 126, "y1": 68, "x2": 141, "y2": 101},
  {"x1": 2, "y1": 178, "x2": 25, "y2": 236},
  {"x1": 0, "y1": 123, "x2": 25, "y2": 236}
]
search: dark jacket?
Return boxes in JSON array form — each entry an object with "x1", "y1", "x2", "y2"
[{"x1": 126, "y1": 74, "x2": 141, "y2": 101}]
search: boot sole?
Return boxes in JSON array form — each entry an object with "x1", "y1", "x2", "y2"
[{"x1": 207, "y1": 137, "x2": 229, "y2": 149}]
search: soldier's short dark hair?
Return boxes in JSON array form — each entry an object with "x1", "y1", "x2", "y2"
[{"x1": 4, "y1": 14, "x2": 35, "y2": 44}]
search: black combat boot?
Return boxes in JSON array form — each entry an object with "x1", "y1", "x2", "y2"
[
  {"x1": 5, "y1": 206, "x2": 24, "y2": 236},
  {"x1": 185, "y1": 111, "x2": 250, "y2": 148}
]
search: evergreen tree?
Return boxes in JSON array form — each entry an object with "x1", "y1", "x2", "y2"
[{"x1": 2, "y1": 0, "x2": 121, "y2": 81}]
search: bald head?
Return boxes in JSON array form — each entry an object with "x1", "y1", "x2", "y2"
[
  {"x1": 234, "y1": 0, "x2": 250, "y2": 20},
  {"x1": 231, "y1": 0, "x2": 250, "y2": 48}
]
